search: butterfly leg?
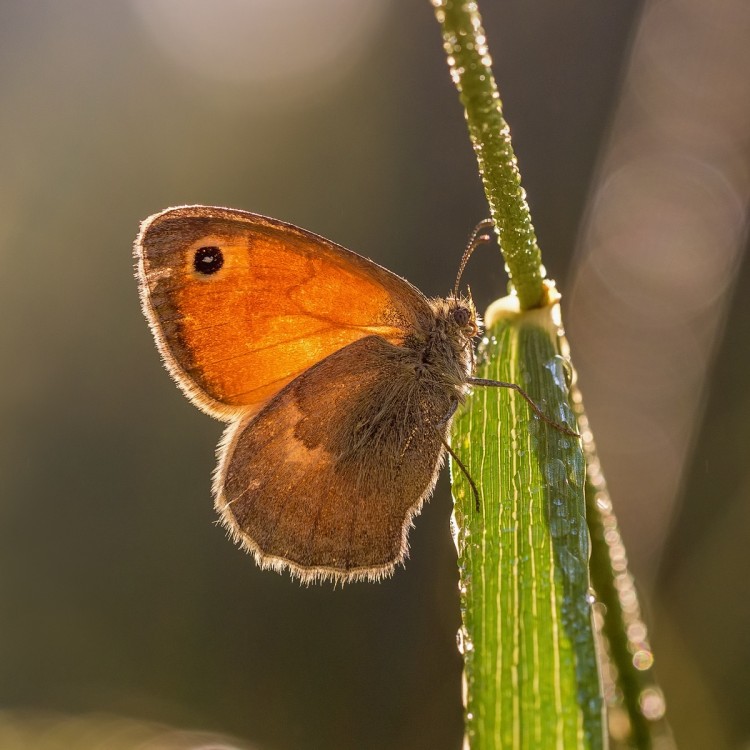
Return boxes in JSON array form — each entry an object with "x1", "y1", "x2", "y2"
[
  {"x1": 433, "y1": 398, "x2": 481, "y2": 512},
  {"x1": 438, "y1": 431, "x2": 480, "y2": 512},
  {"x1": 435, "y1": 397, "x2": 460, "y2": 428},
  {"x1": 466, "y1": 377, "x2": 580, "y2": 438}
]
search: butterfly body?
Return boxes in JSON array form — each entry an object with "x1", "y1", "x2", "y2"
[{"x1": 136, "y1": 206, "x2": 478, "y2": 582}]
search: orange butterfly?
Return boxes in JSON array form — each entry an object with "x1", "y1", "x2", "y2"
[{"x1": 136, "y1": 206, "x2": 569, "y2": 583}]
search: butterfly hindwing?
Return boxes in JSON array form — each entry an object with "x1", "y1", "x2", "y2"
[{"x1": 214, "y1": 336, "x2": 455, "y2": 582}]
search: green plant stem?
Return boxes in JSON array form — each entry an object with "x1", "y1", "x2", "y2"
[
  {"x1": 432, "y1": 2, "x2": 669, "y2": 748},
  {"x1": 452, "y1": 299, "x2": 604, "y2": 750},
  {"x1": 434, "y1": 1, "x2": 606, "y2": 747},
  {"x1": 572, "y1": 390, "x2": 674, "y2": 749},
  {"x1": 433, "y1": 0, "x2": 545, "y2": 310}
]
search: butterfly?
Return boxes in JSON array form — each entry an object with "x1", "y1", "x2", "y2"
[{"x1": 136, "y1": 206, "x2": 568, "y2": 583}]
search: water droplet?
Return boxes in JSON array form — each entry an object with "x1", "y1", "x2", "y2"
[
  {"x1": 543, "y1": 458, "x2": 568, "y2": 488},
  {"x1": 549, "y1": 515, "x2": 570, "y2": 537},
  {"x1": 578, "y1": 525, "x2": 590, "y2": 559},
  {"x1": 595, "y1": 495, "x2": 612, "y2": 513},
  {"x1": 556, "y1": 548, "x2": 583, "y2": 577},
  {"x1": 627, "y1": 622, "x2": 648, "y2": 642},
  {"x1": 456, "y1": 627, "x2": 474, "y2": 655},
  {"x1": 567, "y1": 451, "x2": 584, "y2": 486},
  {"x1": 555, "y1": 402, "x2": 576, "y2": 429},
  {"x1": 639, "y1": 687, "x2": 666, "y2": 720},
  {"x1": 632, "y1": 649, "x2": 654, "y2": 671}
]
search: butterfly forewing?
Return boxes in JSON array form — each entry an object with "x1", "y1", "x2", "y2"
[{"x1": 136, "y1": 205, "x2": 432, "y2": 420}]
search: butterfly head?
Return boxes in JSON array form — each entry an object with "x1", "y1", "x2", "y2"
[{"x1": 446, "y1": 294, "x2": 480, "y2": 339}]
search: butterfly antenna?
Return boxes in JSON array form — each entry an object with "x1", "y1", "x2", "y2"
[{"x1": 453, "y1": 218, "x2": 496, "y2": 298}]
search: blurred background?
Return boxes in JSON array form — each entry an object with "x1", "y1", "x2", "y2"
[{"x1": 1, "y1": 1, "x2": 748, "y2": 749}]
